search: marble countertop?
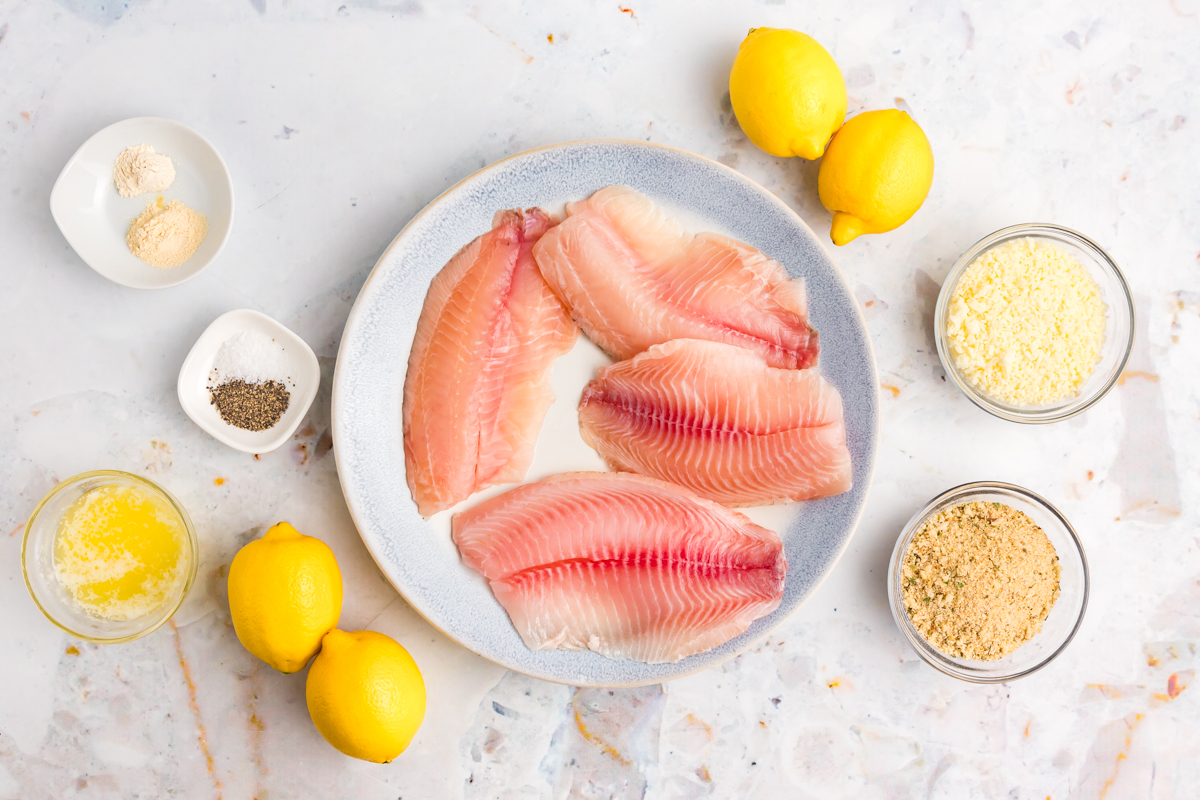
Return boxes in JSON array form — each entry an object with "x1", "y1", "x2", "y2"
[{"x1": 1, "y1": 0, "x2": 1197, "y2": 797}]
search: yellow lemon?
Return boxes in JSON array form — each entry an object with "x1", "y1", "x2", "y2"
[
  {"x1": 729, "y1": 27, "x2": 846, "y2": 159},
  {"x1": 817, "y1": 109, "x2": 934, "y2": 245},
  {"x1": 227, "y1": 521, "x2": 342, "y2": 673},
  {"x1": 306, "y1": 629, "x2": 426, "y2": 763}
]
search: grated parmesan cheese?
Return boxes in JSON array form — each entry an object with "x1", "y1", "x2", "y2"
[{"x1": 945, "y1": 238, "x2": 1106, "y2": 406}]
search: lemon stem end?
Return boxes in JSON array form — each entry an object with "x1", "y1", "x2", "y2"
[{"x1": 830, "y1": 212, "x2": 866, "y2": 246}]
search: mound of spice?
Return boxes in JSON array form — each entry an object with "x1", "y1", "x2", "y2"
[
  {"x1": 945, "y1": 238, "x2": 1107, "y2": 406},
  {"x1": 127, "y1": 198, "x2": 209, "y2": 269},
  {"x1": 209, "y1": 330, "x2": 294, "y2": 432},
  {"x1": 114, "y1": 144, "x2": 176, "y2": 197},
  {"x1": 901, "y1": 501, "x2": 1060, "y2": 660},
  {"x1": 210, "y1": 380, "x2": 290, "y2": 431}
]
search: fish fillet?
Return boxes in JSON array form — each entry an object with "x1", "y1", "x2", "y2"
[
  {"x1": 452, "y1": 472, "x2": 786, "y2": 663},
  {"x1": 403, "y1": 208, "x2": 578, "y2": 517},
  {"x1": 579, "y1": 339, "x2": 852, "y2": 506},
  {"x1": 532, "y1": 186, "x2": 818, "y2": 369}
]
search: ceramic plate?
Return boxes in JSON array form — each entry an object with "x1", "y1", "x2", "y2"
[
  {"x1": 50, "y1": 117, "x2": 234, "y2": 289},
  {"x1": 332, "y1": 140, "x2": 879, "y2": 686}
]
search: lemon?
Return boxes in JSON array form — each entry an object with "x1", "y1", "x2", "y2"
[
  {"x1": 817, "y1": 109, "x2": 934, "y2": 245},
  {"x1": 306, "y1": 629, "x2": 426, "y2": 763},
  {"x1": 227, "y1": 521, "x2": 342, "y2": 673},
  {"x1": 729, "y1": 27, "x2": 846, "y2": 160}
]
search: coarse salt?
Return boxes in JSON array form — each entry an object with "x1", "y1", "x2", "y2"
[{"x1": 210, "y1": 330, "x2": 293, "y2": 386}]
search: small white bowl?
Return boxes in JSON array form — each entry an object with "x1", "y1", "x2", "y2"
[
  {"x1": 50, "y1": 117, "x2": 234, "y2": 290},
  {"x1": 178, "y1": 309, "x2": 320, "y2": 454}
]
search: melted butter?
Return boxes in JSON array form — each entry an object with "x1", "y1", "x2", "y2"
[{"x1": 53, "y1": 483, "x2": 187, "y2": 622}]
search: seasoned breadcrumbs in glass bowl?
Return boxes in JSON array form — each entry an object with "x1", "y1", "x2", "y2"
[
  {"x1": 934, "y1": 224, "x2": 1134, "y2": 424},
  {"x1": 888, "y1": 482, "x2": 1089, "y2": 683}
]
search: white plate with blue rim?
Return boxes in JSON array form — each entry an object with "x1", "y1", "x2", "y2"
[
  {"x1": 50, "y1": 116, "x2": 234, "y2": 289},
  {"x1": 332, "y1": 140, "x2": 879, "y2": 687}
]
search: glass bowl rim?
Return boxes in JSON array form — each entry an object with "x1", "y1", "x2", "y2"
[
  {"x1": 887, "y1": 480, "x2": 1090, "y2": 683},
  {"x1": 933, "y1": 222, "x2": 1135, "y2": 424},
  {"x1": 21, "y1": 469, "x2": 199, "y2": 644}
]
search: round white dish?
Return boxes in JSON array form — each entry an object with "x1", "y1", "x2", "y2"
[
  {"x1": 49, "y1": 116, "x2": 234, "y2": 290},
  {"x1": 177, "y1": 309, "x2": 320, "y2": 455},
  {"x1": 332, "y1": 140, "x2": 880, "y2": 687}
]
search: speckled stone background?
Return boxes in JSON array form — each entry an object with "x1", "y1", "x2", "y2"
[{"x1": 0, "y1": 1, "x2": 1197, "y2": 798}]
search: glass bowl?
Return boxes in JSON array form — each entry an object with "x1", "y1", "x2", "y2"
[
  {"x1": 22, "y1": 470, "x2": 198, "y2": 643},
  {"x1": 934, "y1": 223, "x2": 1134, "y2": 423},
  {"x1": 887, "y1": 482, "x2": 1089, "y2": 683}
]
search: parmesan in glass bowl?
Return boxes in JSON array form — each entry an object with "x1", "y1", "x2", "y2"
[{"x1": 934, "y1": 224, "x2": 1134, "y2": 423}]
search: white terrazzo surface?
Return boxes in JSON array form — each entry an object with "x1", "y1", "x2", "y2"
[{"x1": 0, "y1": 1, "x2": 1197, "y2": 797}]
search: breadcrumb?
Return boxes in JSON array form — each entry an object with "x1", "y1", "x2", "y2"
[{"x1": 902, "y1": 501, "x2": 1060, "y2": 660}]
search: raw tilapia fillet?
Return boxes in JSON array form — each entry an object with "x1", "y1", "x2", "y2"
[
  {"x1": 579, "y1": 339, "x2": 852, "y2": 506},
  {"x1": 532, "y1": 185, "x2": 818, "y2": 369},
  {"x1": 452, "y1": 472, "x2": 786, "y2": 663},
  {"x1": 402, "y1": 208, "x2": 577, "y2": 517}
]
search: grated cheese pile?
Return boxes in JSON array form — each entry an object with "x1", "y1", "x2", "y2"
[{"x1": 945, "y1": 238, "x2": 1107, "y2": 406}]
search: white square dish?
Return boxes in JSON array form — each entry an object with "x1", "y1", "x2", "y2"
[
  {"x1": 50, "y1": 116, "x2": 234, "y2": 289},
  {"x1": 178, "y1": 309, "x2": 320, "y2": 454}
]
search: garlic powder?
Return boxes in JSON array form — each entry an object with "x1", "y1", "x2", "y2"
[{"x1": 113, "y1": 144, "x2": 176, "y2": 197}]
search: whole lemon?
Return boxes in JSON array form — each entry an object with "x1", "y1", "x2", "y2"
[
  {"x1": 817, "y1": 109, "x2": 934, "y2": 245},
  {"x1": 306, "y1": 629, "x2": 426, "y2": 763},
  {"x1": 729, "y1": 27, "x2": 846, "y2": 160},
  {"x1": 227, "y1": 521, "x2": 342, "y2": 673}
]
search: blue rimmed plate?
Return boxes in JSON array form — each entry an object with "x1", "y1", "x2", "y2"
[{"x1": 332, "y1": 140, "x2": 878, "y2": 687}]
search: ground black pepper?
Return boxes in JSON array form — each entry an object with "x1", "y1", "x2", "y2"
[{"x1": 210, "y1": 380, "x2": 291, "y2": 431}]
